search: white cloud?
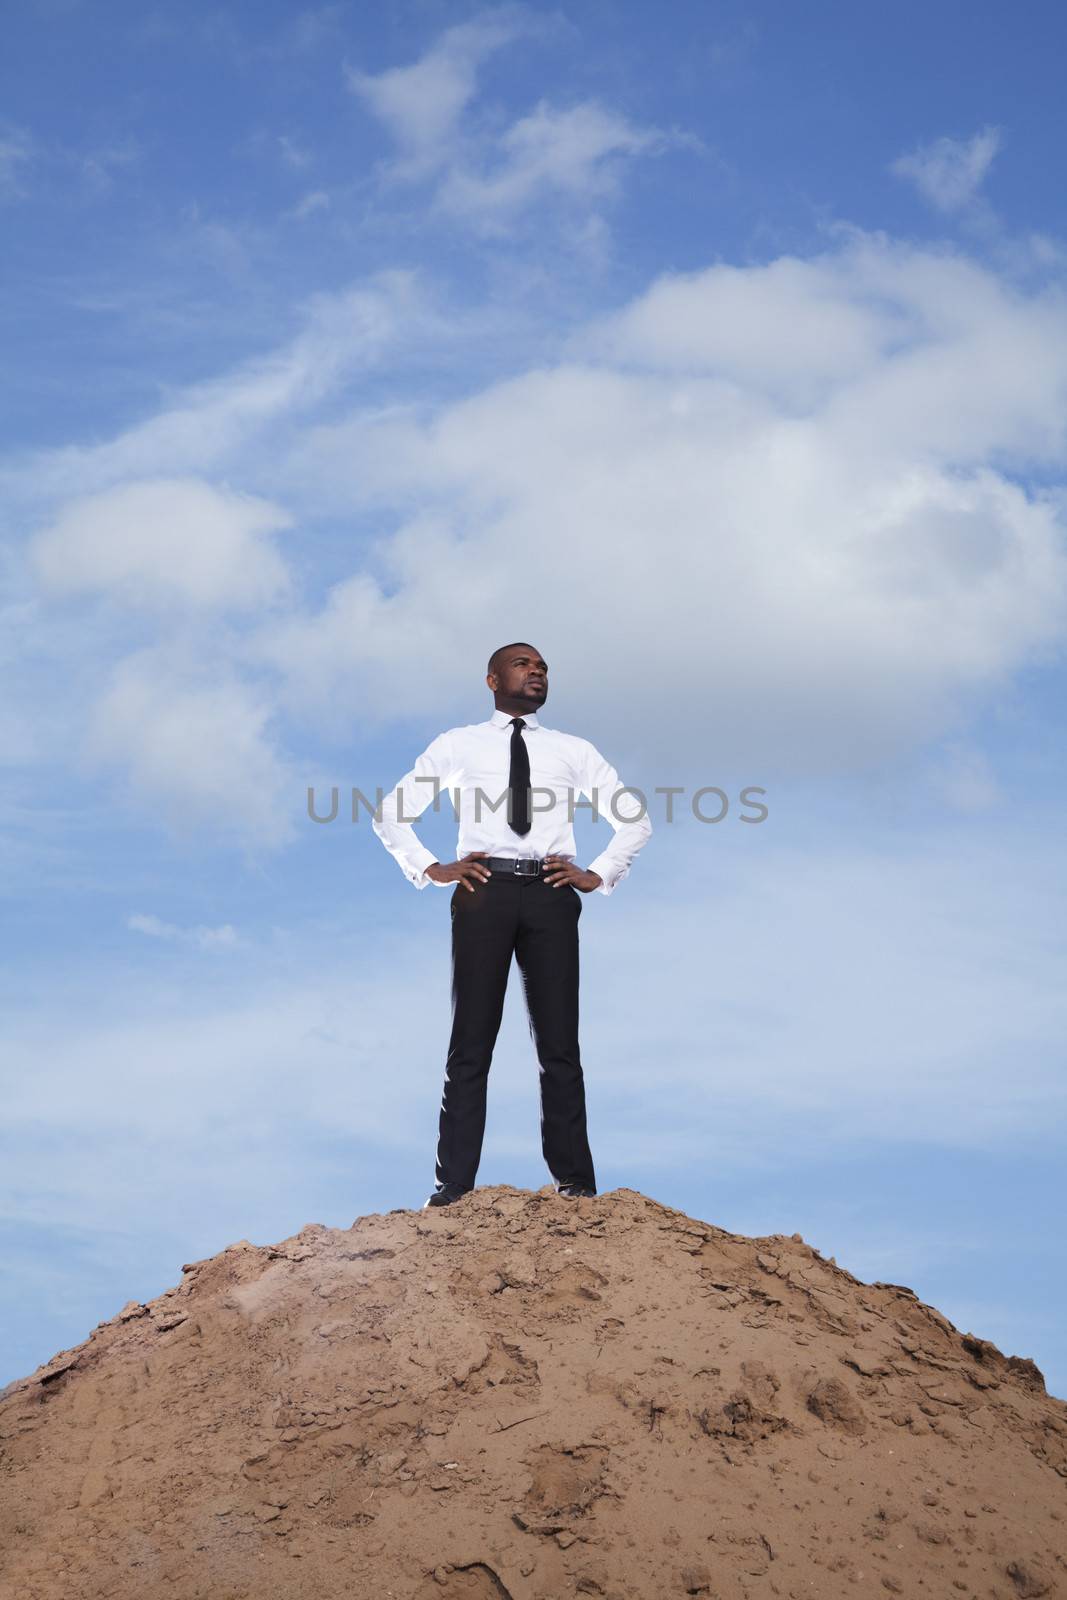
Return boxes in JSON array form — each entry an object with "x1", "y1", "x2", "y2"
[
  {"x1": 290, "y1": 189, "x2": 330, "y2": 219},
  {"x1": 80, "y1": 139, "x2": 139, "y2": 192},
  {"x1": 585, "y1": 251, "x2": 905, "y2": 398},
  {"x1": 0, "y1": 128, "x2": 33, "y2": 198},
  {"x1": 1, "y1": 275, "x2": 418, "y2": 505},
  {"x1": 30, "y1": 478, "x2": 292, "y2": 610},
  {"x1": 347, "y1": 14, "x2": 665, "y2": 229},
  {"x1": 925, "y1": 739, "x2": 1005, "y2": 813},
  {"x1": 128, "y1": 913, "x2": 239, "y2": 949},
  {"x1": 12, "y1": 231, "x2": 1067, "y2": 834},
  {"x1": 276, "y1": 4, "x2": 347, "y2": 57},
  {"x1": 346, "y1": 9, "x2": 528, "y2": 178},
  {"x1": 277, "y1": 134, "x2": 311, "y2": 170},
  {"x1": 892, "y1": 126, "x2": 1002, "y2": 213},
  {"x1": 584, "y1": 831, "x2": 1067, "y2": 1152},
  {"x1": 266, "y1": 233, "x2": 1067, "y2": 772},
  {"x1": 1, "y1": 125, "x2": 138, "y2": 202},
  {"x1": 438, "y1": 99, "x2": 667, "y2": 225},
  {"x1": 84, "y1": 650, "x2": 296, "y2": 849}
]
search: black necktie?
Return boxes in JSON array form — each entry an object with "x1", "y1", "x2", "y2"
[{"x1": 508, "y1": 717, "x2": 531, "y2": 836}]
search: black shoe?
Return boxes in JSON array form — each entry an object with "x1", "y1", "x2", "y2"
[
  {"x1": 557, "y1": 1183, "x2": 597, "y2": 1198},
  {"x1": 423, "y1": 1182, "x2": 470, "y2": 1209}
]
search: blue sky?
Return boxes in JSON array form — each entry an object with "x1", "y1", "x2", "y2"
[{"x1": 2, "y1": 0, "x2": 1066, "y2": 1397}]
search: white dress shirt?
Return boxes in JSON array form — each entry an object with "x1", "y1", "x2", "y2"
[{"x1": 372, "y1": 708, "x2": 652, "y2": 896}]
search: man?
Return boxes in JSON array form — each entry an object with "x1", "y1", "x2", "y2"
[{"x1": 372, "y1": 643, "x2": 652, "y2": 1210}]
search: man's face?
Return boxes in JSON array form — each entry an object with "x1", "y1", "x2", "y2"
[{"x1": 490, "y1": 647, "x2": 548, "y2": 707}]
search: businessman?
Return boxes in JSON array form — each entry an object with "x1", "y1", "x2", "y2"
[{"x1": 372, "y1": 643, "x2": 652, "y2": 1209}]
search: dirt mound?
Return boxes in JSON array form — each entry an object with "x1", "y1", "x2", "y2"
[{"x1": 1, "y1": 1186, "x2": 1064, "y2": 1599}]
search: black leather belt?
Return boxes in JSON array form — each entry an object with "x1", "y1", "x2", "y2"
[{"x1": 484, "y1": 856, "x2": 545, "y2": 877}]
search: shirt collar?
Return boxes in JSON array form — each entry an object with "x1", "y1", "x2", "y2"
[{"x1": 489, "y1": 707, "x2": 541, "y2": 730}]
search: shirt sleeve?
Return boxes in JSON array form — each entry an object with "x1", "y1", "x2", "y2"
[
  {"x1": 372, "y1": 731, "x2": 457, "y2": 890},
  {"x1": 578, "y1": 739, "x2": 653, "y2": 897}
]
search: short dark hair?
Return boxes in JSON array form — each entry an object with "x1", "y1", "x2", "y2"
[{"x1": 487, "y1": 641, "x2": 536, "y2": 678}]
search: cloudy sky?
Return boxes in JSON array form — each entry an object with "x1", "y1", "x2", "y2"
[{"x1": 2, "y1": 0, "x2": 1066, "y2": 1396}]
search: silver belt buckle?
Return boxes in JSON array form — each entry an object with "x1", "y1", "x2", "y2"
[{"x1": 513, "y1": 857, "x2": 539, "y2": 876}]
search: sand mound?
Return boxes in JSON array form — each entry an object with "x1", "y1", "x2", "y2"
[{"x1": 1, "y1": 1185, "x2": 1064, "y2": 1599}]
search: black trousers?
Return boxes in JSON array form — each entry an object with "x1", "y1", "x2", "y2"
[{"x1": 434, "y1": 874, "x2": 597, "y2": 1194}]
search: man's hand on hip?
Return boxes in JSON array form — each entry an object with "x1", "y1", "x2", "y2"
[
  {"x1": 426, "y1": 852, "x2": 492, "y2": 892},
  {"x1": 543, "y1": 855, "x2": 603, "y2": 892}
]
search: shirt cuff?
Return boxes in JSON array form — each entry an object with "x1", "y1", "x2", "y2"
[
  {"x1": 586, "y1": 854, "x2": 620, "y2": 896},
  {"x1": 408, "y1": 849, "x2": 442, "y2": 889}
]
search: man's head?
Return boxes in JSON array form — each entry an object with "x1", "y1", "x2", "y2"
[{"x1": 487, "y1": 642, "x2": 548, "y2": 711}]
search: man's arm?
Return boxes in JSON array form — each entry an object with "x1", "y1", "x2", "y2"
[
  {"x1": 372, "y1": 732, "x2": 456, "y2": 889},
  {"x1": 579, "y1": 740, "x2": 653, "y2": 896}
]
